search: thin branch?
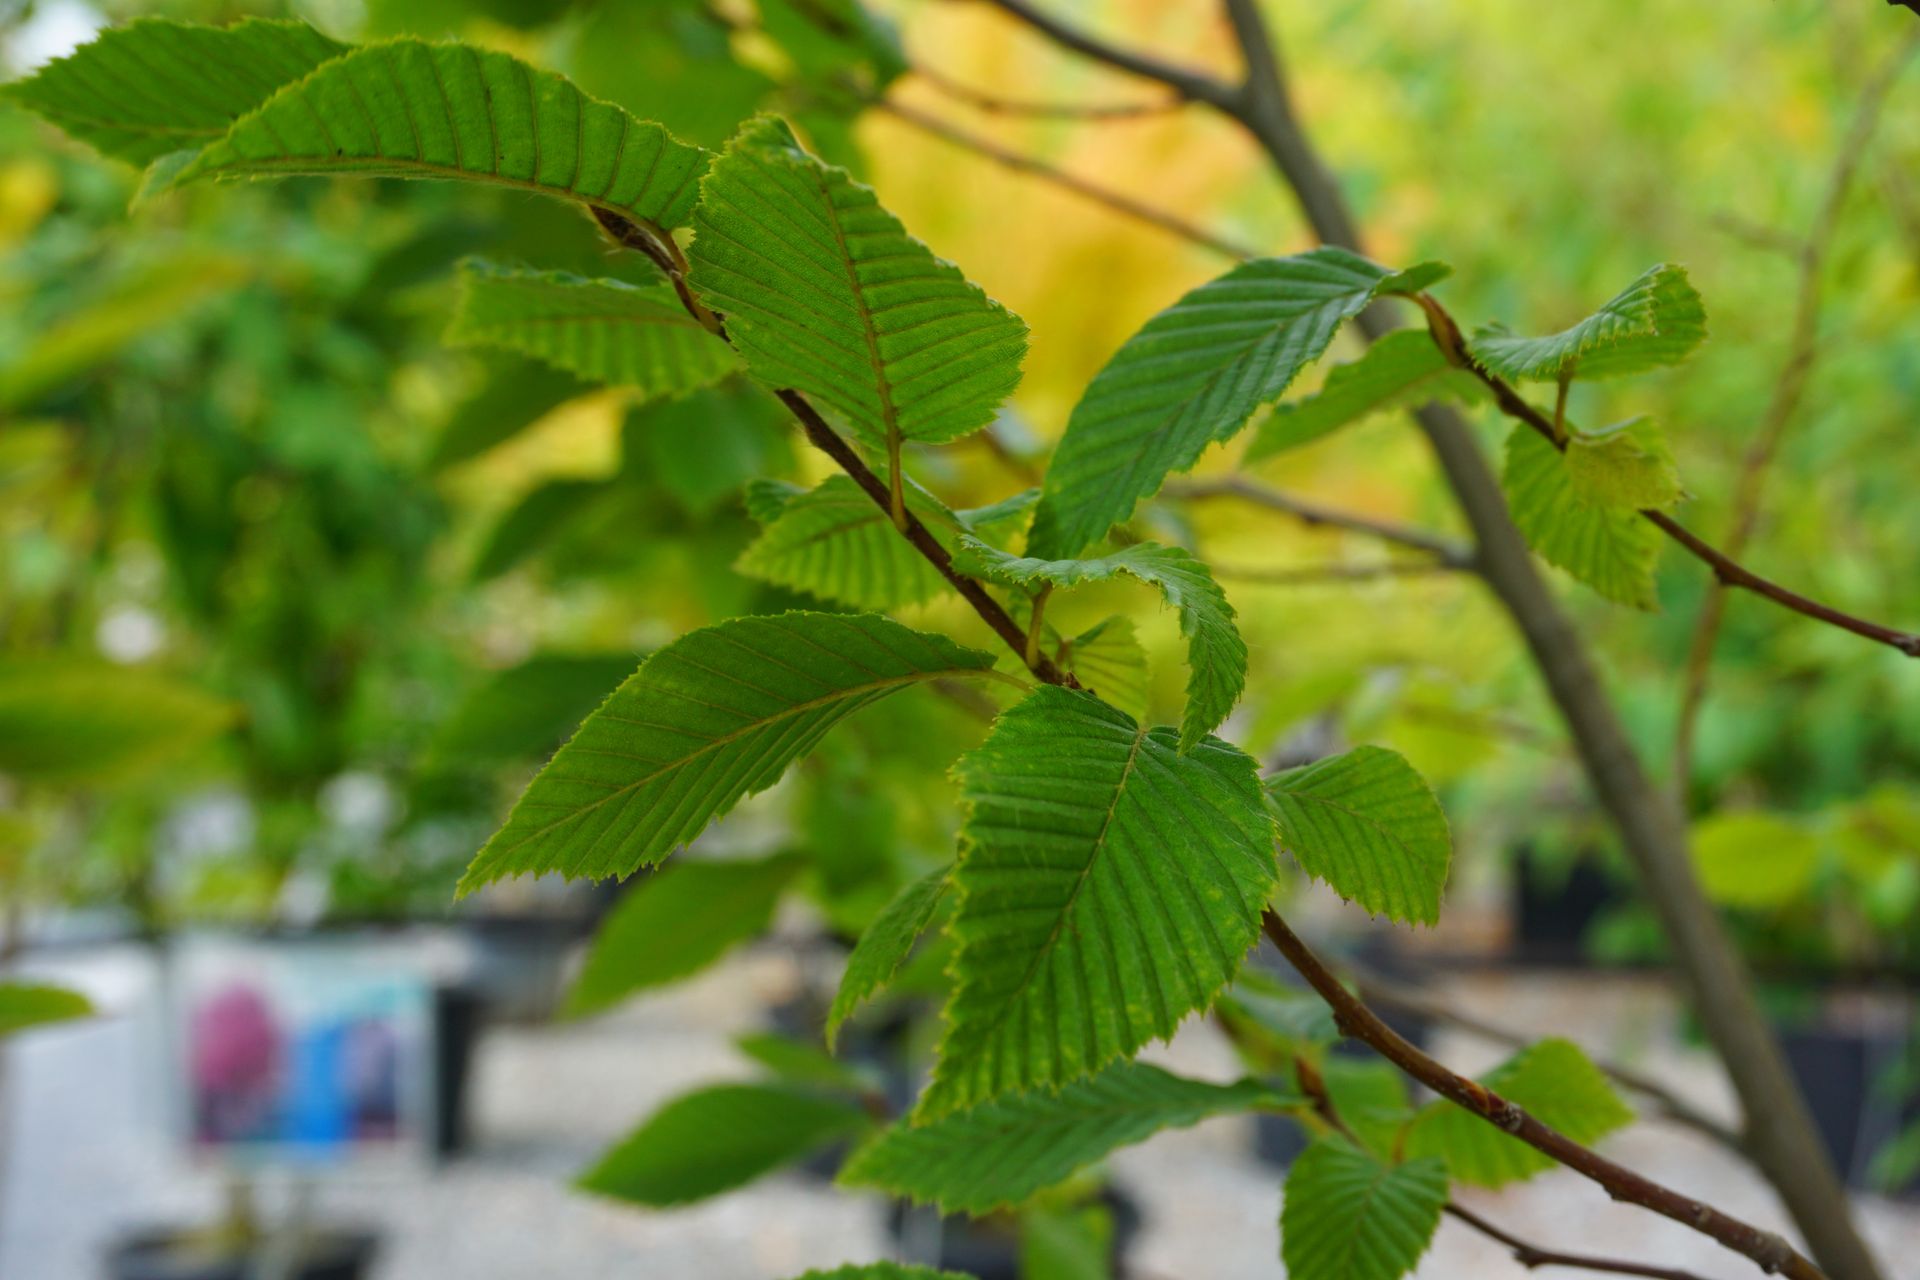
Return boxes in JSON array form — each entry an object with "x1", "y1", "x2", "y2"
[
  {"x1": 972, "y1": 0, "x2": 1236, "y2": 108},
  {"x1": 1674, "y1": 28, "x2": 1920, "y2": 781},
  {"x1": 1212, "y1": 558, "x2": 1462, "y2": 586},
  {"x1": 1262, "y1": 911, "x2": 1819, "y2": 1280},
  {"x1": 1168, "y1": 476, "x2": 1475, "y2": 566},
  {"x1": 1414, "y1": 292, "x2": 1920, "y2": 660},
  {"x1": 871, "y1": 96, "x2": 1260, "y2": 260},
  {"x1": 1288, "y1": 1055, "x2": 1725, "y2": 1280},
  {"x1": 1443, "y1": 1203, "x2": 1728, "y2": 1280},
  {"x1": 1349, "y1": 967, "x2": 1745, "y2": 1152},
  {"x1": 910, "y1": 62, "x2": 1183, "y2": 119}
]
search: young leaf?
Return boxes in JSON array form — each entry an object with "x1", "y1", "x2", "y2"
[
  {"x1": 1689, "y1": 811, "x2": 1823, "y2": 910},
  {"x1": 1565, "y1": 418, "x2": 1683, "y2": 510},
  {"x1": 578, "y1": 1083, "x2": 868, "y2": 1207},
  {"x1": 0, "y1": 983, "x2": 94, "y2": 1037},
  {"x1": 688, "y1": 116, "x2": 1027, "y2": 452},
  {"x1": 1, "y1": 18, "x2": 346, "y2": 167},
  {"x1": 1026, "y1": 249, "x2": 1417, "y2": 560},
  {"x1": 565, "y1": 854, "x2": 805, "y2": 1017},
  {"x1": 1469, "y1": 263, "x2": 1707, "y2": 383},
  {"x1": 1403, "y1": 1037, "x2": 1633, "y2": 1187},
  {"x1": 1279, "y1": 1139, "x2": 1447, "y2": 1280},
  {"x1": 735, "y1": 1031, "x2": 877, "y2": 1093},
  {"x1": 429, "y1": 651, "x2": 638, "y2": 765},
  {"x1": 1265, "y1": 746, "x2": 1452, "y2": 926},
  {"x1": 923, "y1": 687, "x2": 1278, "y2": 1117},
  {"x1": 737, "y1": 475, "x2": 953, "y2": 609},
  {"x1": 0, "y1": 659, "x2": 234, "y2": 784},
  {"x1": 1503, "y1": 426, "x2": 1661, "y2": 609},
  {"x1": 842, "y1": 1061, "x2": 1284, "y2": 1213},
  {"x1": 1022, "y1": 1202, "x2": 1114, "y2": 1280},
  {"x1": 1057, "y1": 616, "x2": 1150, "y2": 725},
  {"x1": 168, "y1": 41, "x2": 710, "y2": 229},
  {"x1": 954, "y1": 539, "x2": 1246, "y2": 750},
  {"x1": 1246, "y1": 330, "x2": 1486, "y2": 463},
  {"x1": 828, "y1": 865, "x2": 950, "y2": 1047},
  {"x1": 446, "y1": 260, "x2": 738, "y2": 395},
  {"x1": 459, "y1": 612, "x2": 1003, "y2": 892}
]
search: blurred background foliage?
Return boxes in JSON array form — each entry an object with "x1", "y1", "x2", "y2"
[{"x1": 0, "y1": 0, "x2": 1915, "y2": 993}]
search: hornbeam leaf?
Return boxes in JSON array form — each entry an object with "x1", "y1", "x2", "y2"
[
  {"x1": 1247, "y1": 330, "x2": 1487, "y2": 463},
  {"x1": 1503, "y1": 426, "x2": 1661, "y2": 609},
  {"x1": 1, "y1": 18, "x2": 346, "y2": 167},
  {"x1": 1027, "y1": 249, "x2": 1417, "y2": 559},
  {"x1": 578, "y1": 1083, "x2": 868, "y2": 1207},
  {"x1": 428, "y1": 651, "x2": 640, "y2": 765},
  {"x1": 1565, "y1": 417, "x2": 1683, "y2": 511},
  {"x1": 736, "y1": 475, "x2": 952, "y2": 609},
  {"x1": 566, "y1": 854, "x2": 805, "y2": 1017},
  {"x1": 446, "y1": 260, "x2": 738, "y2": 395},
  {"x1": 1280, "y1": 1139, "x2": 1447, "y2": 1280},
  {"x1": 0, "y1": 659, "x2": 234, "y2": 783},
  {"x1": 1057, "y1": 616, "x2": 1150, "y2": 725},
  {"x1": 923, "y1": 687, "x2": 1277, "y2": 1117},
  {"x1": 0, "y1": 983, "x2": 94, "y2": 1038},
  {"x1": 955, "y1": 539, "x2": 1245, "y2": 751},
  {"x1": 168, "y1": 40, "x2": 710, "y2": 229},
  {"x1": 459, "y1": 613, "x2": 1003, "y2": 891},
  {"x1": 842, "y1": 1061, "x2": 1286, "y2": 1213},
  {"x1": 828, "y1": 865, "x2": 950, "y2": 1047},
  {"x1": 688, "y1": 116, "x2": 1028, "y2": 452},
  {"x1": 1265, "y1": 746, "x2": 1452, "y2": 926},
  {"x1": 1403, "y1": 1038, "x2": 1633, "y2": 1187},
  {"x1": 1469, "y1": 263, "x2": 1707, "y2": 383}
]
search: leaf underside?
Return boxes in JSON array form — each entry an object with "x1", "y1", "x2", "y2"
[
  {"x1": 923, "y1": 686, "x2": 1278, "y2": 1118},
  {"x1": 737, "y1": 474, "x2": 954, "y2": 609},
  {"x1": 1469, "y1": 263, "x2": 1706, "y2": 383},
  {"x1": 842, "y1": 1060, "x2": 1280, "y2": 1213},
  {"x1": 828, "y1": 865, "x2": 951, "y2": 1046},
  {"x1": 1247, "y1": 329, "x2": 1485, "y2": 463},
  {"x1": 459, "y1": 612, "x2": 997, "y2": 891},
  {"x1": 1503, "y1": 426, "x2": 1661, "y2": 609},
  {"x1": 447, "y1": 260, "x2": 738, "y2": 395}
]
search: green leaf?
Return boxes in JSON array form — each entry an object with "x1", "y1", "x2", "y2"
[
  {"x1": 1246, "y1": 330, "x2": 1486, "y2": 463},
  {"x1": 1403, "y1": 1038, "x2": 1633, "y2": 1187},
  {"x1": 1502, "y1": 426, "x2": 1661, "y2": 609},
  {"x1": 1565, "y1": 418, "x2": 1683, "y2": 510},
  {"x1": 0, "y1": 983, "x2": 94, "y2": 1037},
  {"x1": 470, "y1": 477, "x2": 608, "y2": 581},
  {"x1": 430, "y1": 651, "x2": 637, "y2": 765},
  {"x1": 737, "y1": 475, "x2": 953, "y2": 609},
  {"x1": 1469, "y1": 263, "x2": 1707, "y2": 383},
  {"x1": 634, "y1": 383, "x2": 793, "y2": 516},
  {"x1": 843, "y1": 1061, "x2": 1283, "y2": 1213},
  {"x1": 1056, "y1": 616, "x2": 1150, "y2": 725},
  {"x1": 783, "y1": 1268, "x2": 971, "y2": 1280},
  {"x1": 446, "y1": 260, "x2": 738, "y2": 395},
  {"x1": 0, "y1": 659, "x2": 234, "y2": 784},
  {"x1": 1022, "y1": 1203, "x2": 1114, "y2": 1280},
  {"x1": 828, "y1": 865, "x2": 950, "y2": 1047},
  {"x1": 689, "y1": 116, "x2": 1027, "y2": 452},
  {"x1": 578, "y1": 1083, "x2": 868, "y2": 1207},
  {"x1": 1, "y1": 18, "x2": 346, "y2": 167},
  {"x1": 1280, "y1": 1139, "x2": 1447, "y2": 1280},
  {"x1": 1690, "y1": 811, "x2": 1823, "y2": 910},
  {"x1": 459, "y1": 613, "x2": 1003, "y2": 891},
  {"x1": 1027, "y1": 249, "x2": 1410, "y2": 559},
  {"x1": 1265, "y1": 746, "x2": 1452, "y2": 926},
  {"x1": 566, "y1": 854, "x2": 804, "y2": 1016},
  {"x1": 169, "y1": 40, "x2": 710, "y2": 229},
  {"x1": 954, "y1": 539, "x2": 1245, "y2": 751},
  {"x1": 735, "y1": 1031, "x2": 876, "y2": 1093},
  {"x1": 429, "y1": 359, "x2": 584, "y2": 471},
  {"x1": 923, "y1": 687, "x2": 1278, "y2": 1116}
]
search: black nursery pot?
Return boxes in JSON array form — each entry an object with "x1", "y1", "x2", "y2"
[
  {"x1": 886, "y1": 1186, "x2": 1142, "y2": 1280},
  {"x1": 105, "y1": 1228, "x2": 379, "y2": 1280},
  {"x1": 1780, "y1": 1019, "x2": 1919, "y2": 1197},
  {"x1": 1510, "y1": 847, "x2": 1626, "y2": 967}
]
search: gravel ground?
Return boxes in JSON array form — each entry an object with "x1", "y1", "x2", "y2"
[{"x1": 4, "y1": 943, "x2": 1916, "y2": 1279}]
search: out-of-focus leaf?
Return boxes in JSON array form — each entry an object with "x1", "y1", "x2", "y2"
[
  {"x1": 828, "y1": 865, "x2": 949, "y2": 1047},
  {"x1": 0, "y1": 983, "x2": 94, "y2": 1037},
  {"x1": 0, "y1": 659, "x2": 234, "y2": 783},
  {"x1": 1690, "y1": 810, "x2": 1823, "y2": 910},
  {"x1": 431, "y1": 652, "x2": 636, "y2": 765}
]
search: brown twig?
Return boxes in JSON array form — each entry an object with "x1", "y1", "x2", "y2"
[
  {"x1": 872, "y1": 96, "x2": 1261, "y2": 260},
  {"x1": 1263, "y1": 911, "x2": 1819, "y2": 1280},
  {"x1": 910, "y1": 62, "x2": 1183, "y2": 119},
  {"x1": 1674, "y1": 29, "x2": 1920, "y2": 782},
  {"x1": 1167, "y1": 476, "x2": 1474, "y2": 566}
]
